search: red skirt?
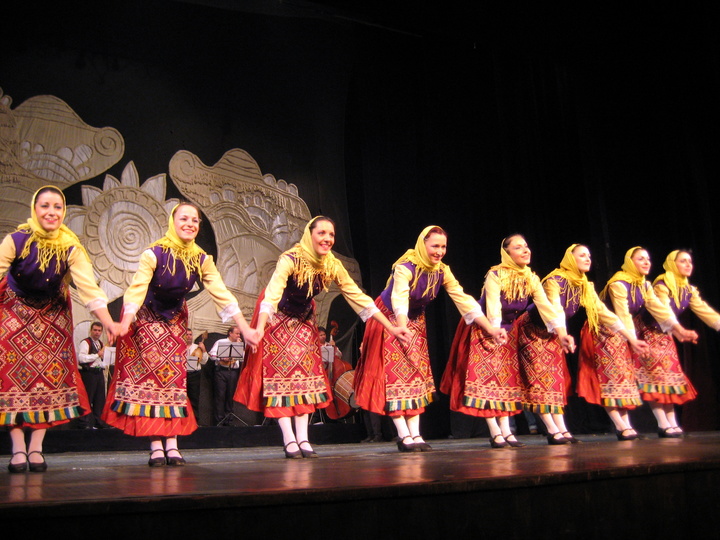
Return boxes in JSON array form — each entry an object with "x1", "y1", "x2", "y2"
[
  {"x1": 234, "y1": 291, "x2": 331, "y2": 418},
  {"x1": 634, "y1": 317, "x2": 697, "y2": 404},
  {"x1": 102, "y1": 303, "x2": 196, "y2": 437},
  {"x1": 516, "y1": 312, "x2": 570, "y2": 414},
  {"x1": 354, "y1": 299, "x2": 434, "y2": 417},
  {"x1": 0, "y1": 277, "x2": 90, "y2": 429},
  {"x1": 577, "y1": 322, "x2": 642, "y2": 408},
  {"x1": 440, "y1": 318, "x2": 521, "y2": 418}
]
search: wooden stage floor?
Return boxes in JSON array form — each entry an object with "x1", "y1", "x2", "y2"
[{"x1": 3, "y1": 431, "x2": 720, "y2": 539}]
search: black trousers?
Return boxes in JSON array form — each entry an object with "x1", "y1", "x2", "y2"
[
  {"x1": 213, "y1": 365, "x2": 240, "y2": 425},
  {"x1": 78, "y1": 368, "x2": 106, "y2": 428}
]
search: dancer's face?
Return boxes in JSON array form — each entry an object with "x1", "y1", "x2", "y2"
[
  {"x1": 675, "y1": 252, "x2": 693, "y2": 277},
  {"x1": 631, "y1": 249, "x2": 651, "y2": 276},
  {"x1": 34, "y1": 191, "x2": 64, "y2": 232},
  {"x1": 506, "y1": 236, "x2": 531, "y2": 267},
  {"x1": 173, "y1": 205, "x2": 200, "y2": 242},
  {"x1": 310, "y1": 220, "x2": 335, "y2": 256},
  {"x1": 572, "y1": 245, "x2": 592, "y2": 273},
  {"x1": 424, "y1": 233, "x2": 447, "y2": 265}
]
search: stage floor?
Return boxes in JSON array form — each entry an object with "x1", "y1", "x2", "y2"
[{"x1": 3, "y1": 431, "x2": 720, "y2": 538}]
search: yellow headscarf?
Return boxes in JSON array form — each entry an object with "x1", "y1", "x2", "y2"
[
  {"x1": 387, "y1": 225, "x2": 447, "y2": 297},
  {"x1": 488, "y1": 236, "x2": 533, "y2": 302},
  {"x1": 600, "y1": 246, "x2": 648, "y2": 302},
  {"x1": 543, "y1": 244, "x2": 600, "y2": 335},
  {"x1": 286, "y1": 217, "x2": 342, "y2": 296},
  {"x1": 653, "y1": 250, "x2": 689, "y2": 309},
  {"x1": 16, "y1": 186, "x2": 86, "y2": 272},
  {"x1": 149, "y1": 203, "x2": 205, "y2": 280}
]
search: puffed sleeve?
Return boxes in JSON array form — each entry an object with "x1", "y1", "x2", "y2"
[
  {"x1": 441, "y1": 266, "x2": 484, "y2": 324},
  {"x1": 688, "y1": 286, "x2": 720, "y2": 331},
  {"x1": 122, "y1": 249, "x2": 157, "y2": 317},
  {"x1": 259, "y1": 254, "x2": 294, "y2": 316},
  {"x1": 482, "y1": 271, "x2": 502, "y2": 328},
  {"x1": 529, "y1": 274, "x2": 565, "y2": 332},
  {"x1": 0, "y1": 234, "x2": 16, "y2": 276},
  {"x1": 200, "y1": 255, "x2": 242, "y2": 322},
  {"x1": 68, "y1": 246, "x2": 108, "y2": 312},
  {"x1": 334, "y1": 262, "x2": 379, "y2": 322},
  {"x1": 608, "y1": 281, "x2": 636, "y2": 336},
  {"x1": 389, "y1": 264, "x2": 412, "y2": 317}
]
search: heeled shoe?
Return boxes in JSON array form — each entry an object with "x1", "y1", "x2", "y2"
[
  {"x1": 489, "y1": 434, "x2": 508, "y2": 449},
  {"x1": 8, "y1": 452, "x2": 27, "y2": 474},
  {"x1": 283, "y1": 441, "x2": 303, "y2": 459},
  {"x1": 165, "y1": 448, "x2": 186, "y2": 466},
  {"x1": 561, "y1": 432, "x2": 581, "y2": 444},
  {"x1": 616, "y1": 428, "x2": 638, "y2": 441},
  {"x1": 148, "y1": 448, "x2": 166, "y2": 467},
  {"x1": 547, "y1": 432, "x2": 569, "y2": 445},
  {"x1": 412, "y1": 436, "x2": 433, "y2": 452},
  {"x1": 658, "y1": 427, "x2": 682, "y2": 439},
  {"x1": 397, "y1": 436, "x2": 419, "y2": 452},
  {"x1": 27, "y1": 451, "x2": 47, "y2": 472},
  {"x1": 502, "y1": 434, "x2": 526, "y2": 448},
  {"x1": 298, "y1": 441, "x2": 318, "y2": 458}
]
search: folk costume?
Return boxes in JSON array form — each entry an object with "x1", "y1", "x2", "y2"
[
  {"x1": 520, "y1": 245, "x2": 625, "y2": 414},
  {"x1": 103, "y1": 207, "x2": 242, "y2": 437},
  {"x1": 577, "y1": 247, "x2": 678, "y2": 408},
  {"x1": 235, "y1": 219, "x2": 378, "y2": 418},
  {"x1": 636, "y1": 251, "x2": 720, "y2": 404},
  {"x1": 0, "y1": 188, "x2": 106, "y2": 428},
  {"x1": 440, "y1": 243, "x2": 565, "y2": 418},
  {"x1": 354, "y1": 226, "x2": 484, "y2": 417}
]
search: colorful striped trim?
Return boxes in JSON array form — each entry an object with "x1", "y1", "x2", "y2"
[
  {"x1": 0, "y1": 406, "x2": 82, "y2": 426},
  {"x1": 462, "y1": 397, "x2": 522, "y2": 412},
  {"x1": 638, "y1": 383, "x2": 689, "y2": 395},
  {"x1": 385, "y1": 393, "x2": 434, "y2": 412},
  {"x1": 523, "y1": 404, "x2": 564, "y2": 415},
  {"x1": 110, "y1": 400, "x2": 187, "y2": 418},
  {"x1": 264, "y1": 392, "x2": 331, "y2": 408},
  {"x1": 601, "y1": 397, "x2": 643, "y2": 407}
]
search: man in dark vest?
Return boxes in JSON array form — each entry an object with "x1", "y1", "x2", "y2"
[{"x1": 77, "y1": 321, "x2": 107, "y2": 429}]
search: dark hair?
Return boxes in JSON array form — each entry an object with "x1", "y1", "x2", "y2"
[
  {"x1": 309, "y1": 216, "x2": 335, "y2": 231},
  {"x1": 674, "y1": 249, "x2": 693, "y2": 259},
  {"x1": 317, "y1": 326, "x2": 327, "y2": 333},
  {"x1": 630, "y1": 247, "x2": 647, "y2": 257},
  {"x1": 34, "y1": 186, "x2": 64, "y2": 204},
  {"x1": 423, "y1": 226, "x2": 447, "y2": 240},
  {"x1": 502, "y1": 234, "x2": 525, "y2": 251},
  {"x1": 90, "y1": 321, "x2": 103, "y2": 330}
]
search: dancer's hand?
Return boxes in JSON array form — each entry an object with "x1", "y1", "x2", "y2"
[
  {"x1": 629, "y1": 338, "x2": 650, "y2": 358},
  {"x1": 488, "y1": 327, "x2": 508, "y2": 345},
  {"x1": 673, "y1": 326, "x2": 698, "y2": 344},
  {"x1": 560, "y1": 334, "x2": 576, "y2": 354},
  {"x1": 388, "y1": 325, "x2": 412, "y2": 345}
]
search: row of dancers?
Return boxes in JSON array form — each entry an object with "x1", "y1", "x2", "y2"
[{"x1": 2, "y1": 186, "x2": 717, "y2": 471}]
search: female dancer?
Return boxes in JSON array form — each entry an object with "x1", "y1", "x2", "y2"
[
  {"x1": 235, "y1": 216, "x2": 410, "y2": 458},
  {"x1": 354, "y1": 226, "x2": 507, "y2": 452},
  {"x1": 577, "y1": 246, "x2": 697, "y2": 440},
  {"x1": 638, "y1": 250, "x2": 718, "y2": 436},
  {"x1": 0, "y1": 186, "x2": 118, "y2": 473},
  {"x1": 103, "y1": 202, "x2": 258, "y2": 466},
  {"x1": 519, "y1": 244, "x2": 648, "y2": 444},
  {"x1": 441, "y1": 234, "x2": 574, "y2": 448}
]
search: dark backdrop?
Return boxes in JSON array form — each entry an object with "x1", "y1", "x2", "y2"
[{"x1": 2, "y1": 1, "x2": 720, "y2": 435}]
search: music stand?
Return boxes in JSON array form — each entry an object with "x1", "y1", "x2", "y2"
[{"x1": 213, "y1": 342, "x2": 246, "y2": 426}]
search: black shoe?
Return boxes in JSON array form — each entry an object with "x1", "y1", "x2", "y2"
[
  {"x1": 148, "y1": 449, "x2": 166, "y2": 467},
  {"x1": 658, "y1": 427, "x2": 682, "y2": 439},
  {"x1": 547, "y1": 432, "x2": 569, "y2": 445},
  {"x1": 489, "y1": 434, "x2": 508, "y2": 449},
  {"x1": 616, "y1": 429, "x2": 638, "y2": 441},
  {"x1": 8, "y1": 452, "x2": 27, "y2": 474},
  {"x1": 397, "y1": 436, "x2": 419, "y2": 452},
  {"x1": 298, "y1": 441, "x2": 318, "y2": 458},
  {"x1": 412, "y1": 436, "x2": 433, "y2": 452},
  {"x1": 165, "y1": 448, "x2": 186, "y2": 466},
  {"x1": 503, "y1": 434, "x2": 526, "y2": 448},
  {"x1": 561, "y1": 432, "x2": 581, "y2": 444},
  {"x1": 283, "y1": 441, "x2": 302, "y2": 459},
  {"x1": 27, "y1": 451, "x2": 47, "y2": 473}
]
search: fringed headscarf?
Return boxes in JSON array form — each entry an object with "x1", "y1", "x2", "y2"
[
  {"x1": 16, "y1": 186, "x2": 86, "y2": 273},
  {"x1": 600, "y1": 246, "x2": 648, "y2": 303},
  {"x1": 386, "y1": 225, "x2": 447, "y2": 298},
  {"x1": 653, "y1": 250, "x2": 690, "y2": 309},
  {"x1": 543, "y1": 244, "x2": 600, "y2": 335},
  {"x1": 149, "y1": 203, "x2": 205, "y2": 280},
  {"x1": 488, "y1": 236, "x2": 534, "y2": 302},
  {"x1": 286, "y1": 217, "x2": 343, "y2": 297}
]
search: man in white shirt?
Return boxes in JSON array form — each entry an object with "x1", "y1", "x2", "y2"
[
  {"x1": 209, "y1": 326, "x2": 244, "y2": 426},
  {"x1": 77, "y1": 322, "x2": 107, "y2": 429}
]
